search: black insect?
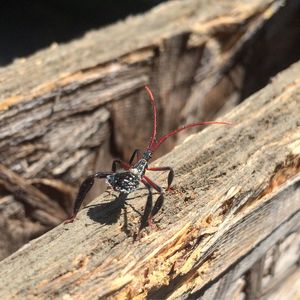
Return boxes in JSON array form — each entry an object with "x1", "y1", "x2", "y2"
[{"x1": 65, "y1": 86, "x2": 229, "y2": 224}]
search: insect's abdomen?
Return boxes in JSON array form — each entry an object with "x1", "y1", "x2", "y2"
[{"x1": 106, "y1": 172, "x2": 140, "y2": 194}]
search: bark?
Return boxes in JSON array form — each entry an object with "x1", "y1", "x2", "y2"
[{"x1": 0, "y1": 58, "x2": 299, "y2": 299}]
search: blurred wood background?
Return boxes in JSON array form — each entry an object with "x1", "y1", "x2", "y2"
[{"x1": 0, "y1": 0, "x2": 299, "y2": 298}]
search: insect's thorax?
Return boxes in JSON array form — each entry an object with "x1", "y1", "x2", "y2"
[
  {"x1": 106, "y1": 159, "x2": 148, "y2": 194},
  {"x1": 131, "y1": 159, "x2": 148, "y2": 176}
]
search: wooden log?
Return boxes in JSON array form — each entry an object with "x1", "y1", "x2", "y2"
[
  {"x1": 0, "y1": 0, "x2": 280, "y2": 179},
  {"x1": 1, "y1": 0, "x2": 287, "y2": 259},
  {"x1": 0, "y1": 56, "x2": 299, "y2": 299}
]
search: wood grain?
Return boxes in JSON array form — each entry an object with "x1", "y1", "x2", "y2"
[
  {"x1": 0, "y1": 56, "x2": 299, "y2": 299},
  {"x1": 1, "y1": 0, "x2": 284, "y2": 259}
]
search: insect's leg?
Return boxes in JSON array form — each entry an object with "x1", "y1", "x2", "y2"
[
  {"x1": 146, "y1": 166, "x2": 174, "y2": 191},
  {"x1": 150, "y1": 193, "x2": 164, "y2": 223},
  {"x1": 142, "y1": 175, "x2": 164, "y2": 227},
  {"x1": 65, "y1": 171, "x2": 113, "y2": 224},
  {"x1": 129, "y1": 149, "x2": 142, "y2": 165},
  {"x1": 112, "y1": 149, "x2": 141, "y2": 172},
  {"x1": 138, "y1": 179, "x2": 153, "y2": 233},
  {"x1": 111, "y1": 160, "x2": 131, "y2": 172},
  {"x1": 121, "y1": 204, "x2": 130, "y2": 236},
  {"x1": 143, "y1": 175, "x2": 162, "y2": 194}
]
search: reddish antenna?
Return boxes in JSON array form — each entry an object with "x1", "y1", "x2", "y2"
[
  {"x1": 151, "y1": 120, "x2": 231, "y2": 152},
  {"x1": 144, "y1": 85, "x2": 158, "y2": 150},
  {"x1": 144, "y1": 85, "x2": 231, "y2": 153}
]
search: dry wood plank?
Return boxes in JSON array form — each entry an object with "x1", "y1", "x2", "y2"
[
  {"x1": 0, "y1": 0, "x2": 278, "y2": 180},
  {"x1": 0, "y1": 54, "x2": 299, "y2": 299},
  {"x1": 0, "y1": 163, "x2": 66, "y2": 225},
  {"x1": 0, "y1": 0, "x2": 275, "y2": 103},
  {"x1": 199, "y1": 195, "x2": 300, "y2": 299},
  {"x1": 1, "y1": 0, "x2": 285, "y2": 259},
  {"x1": 262, "y1": 268, "x2": 300, "y2": 300}
]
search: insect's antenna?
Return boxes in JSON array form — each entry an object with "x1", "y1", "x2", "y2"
[
  {"x1": 144, "y1": 85, "x2": 158, "y2": 150},
  {"x1": 150, "y1": 121, "x2": 231, "y2": 152}
]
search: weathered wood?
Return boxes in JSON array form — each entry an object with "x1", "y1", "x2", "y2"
[
  {"x1": 0, "y1": 163, "x2": 66, "y2": 225},
  {"x1": 262, "y1": 268, "x2": 300, "y2": 300},
  {"x1": 199, "y1": 188, "x2": 300, "y2": 300},
  {"x1": 0, "y1": 0, "x2": 280, "y2": 177},
  {"x1": 0, "y1": 55, "x2": 299, "y2": 299},
  {"x1": 1, "y1": 0, "x2": 286, "y2": 259}
]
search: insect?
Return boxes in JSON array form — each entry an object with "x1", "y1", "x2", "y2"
[{"x1": 65, "y1": 86, "x2": 230, "y2": 224}]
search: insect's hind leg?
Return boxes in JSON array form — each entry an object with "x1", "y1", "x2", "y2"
[
  {"x1": 146, "y1": 166, "x2": 174, "y2": 191},
  {"x1": 138, "y1": 179, "x2": 154, "y2": 233},
  {"x1": 65, "y1": 171, "x2": 113, "y2": 224},
  {"x1": 142, "y1": 175, "x2": 164, "y2": 228}
]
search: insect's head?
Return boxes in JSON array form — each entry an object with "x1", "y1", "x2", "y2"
[{"x1": 142, "y1": 148, "x2": 152, "y2": 161}]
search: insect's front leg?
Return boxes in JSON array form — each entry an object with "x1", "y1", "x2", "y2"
[
  {"x1": 129, "y1": 149, "x2": 142, "y2": 165},
  {"x1": 65, "y1": 171, "x2": 113, "y2": 224},
  {"x1": 111, "y1": 150, "x2": 141, "y2": 172},
  {"x1": 111, "y1": 160, "x2": 131, "y2": 172},
  {"x1": 146, "y1": 166, "x2": 174, "y2": 191}
]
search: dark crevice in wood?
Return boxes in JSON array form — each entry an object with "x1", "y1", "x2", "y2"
[{"x1": 238, "y1": 1, "x2": 300, "y2": 101}]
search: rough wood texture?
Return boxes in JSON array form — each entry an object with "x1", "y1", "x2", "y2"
[
  {"x1": 0, "y1": 56, "x2": 299, "y2": 299},
  {"x1": 2, "y1": 0, "x2": 292, "y2": 259},
  {"x1": 200, "y1": 214, "x2": 300, "y2": 300}
]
